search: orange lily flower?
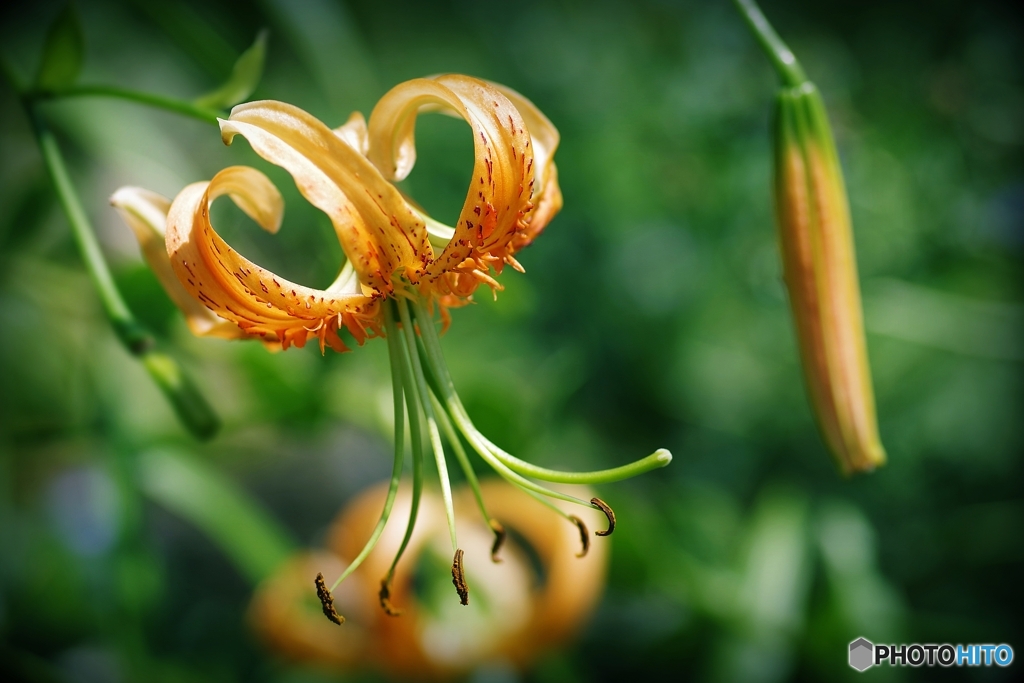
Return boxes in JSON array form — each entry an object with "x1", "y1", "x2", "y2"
[{"x1": 114, "y1": 74, "x2": 669, "y2": 621}]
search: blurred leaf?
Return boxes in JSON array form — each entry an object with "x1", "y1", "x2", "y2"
[
  {"x1": 125, "y1": 0, "x2": 236, "y2": 77},
  {"x1": 815, "y1": 501, "x2": 904, "y2": 642},
  {"x1": 261, "y1": 0, "x2": 378, "y2": 113},
  {"x1": 138, "y1": 448, "x2": 296, "y2": 584},
  {"x1": 34, "y1": 3, "x2": 84, "y2": 92},
  {"x1": 865, "y1": 278, "x2": 1024, "y2": 362},
  {"x1": 194, "y1": 29, "x2": 268, "y2": 110}
]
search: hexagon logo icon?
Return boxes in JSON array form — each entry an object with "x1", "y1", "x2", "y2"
[{"x1": 849, "y1": 637, "x2": 874, "y2": 671}]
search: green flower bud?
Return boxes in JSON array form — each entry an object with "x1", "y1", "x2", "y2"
[
  {"x1": 736, "y1": 0, "x2": 885, "y2": 474},
  {"x1": 774, "y1": 83, "x2": 885, "y2": 474}
]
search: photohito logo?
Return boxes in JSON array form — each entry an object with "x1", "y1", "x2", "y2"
[{"x1": 849, "y1": 637, "x2": 1014, "y2": 671}]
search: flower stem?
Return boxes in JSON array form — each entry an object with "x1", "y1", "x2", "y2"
[
  {"x1": 731, "y1": 0, "x2": 807, "y2": 87},
  {"x1": 329, "y1": 309, "x2": 407, "y2": 592},
  {"x1": 33, "y1": 84, "x2": 222, "y2": 125},
  {"x1": 30, "y1": 110, "x2": 219, "y2": 439}
]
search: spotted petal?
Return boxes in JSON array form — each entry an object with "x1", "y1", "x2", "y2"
[
  {"x1": 221, "y1": 101, "x2": 432, "y2": 294},
  {"x1": 367, "y1": 75, "x2": 539, "y2": 299},
  {"x1": 488, "y1": 82, "x2": 563, "y2": 249},
  {"x1": 110, "y1": 185, "x2": 250, "y2": 341},
  {"x1": 165, "y1": 165, "x2": 380, "y2": 352}
]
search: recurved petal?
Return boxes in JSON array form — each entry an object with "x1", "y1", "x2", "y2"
[
  {"x1": 487, "y1": 82, "x2": 563, "y2": 248},
  {"x1": 165, "y1": 166, "x2": 381, "y2": 353},
  {"x1": 110, "y1": 185, "x2": 250, "y2": 341},
  {"x1": 515, "y1": 162, "x2": 562, "y2": 250},
  {"x1": 208, "y1": 164, "x2": 284, "y2": 234},
  {"x1": 221, "y1": 101, "x2": 431, "y2": 294},
  {"x1": 366, "y1": 75, "x2": 537, "y2": 289}
]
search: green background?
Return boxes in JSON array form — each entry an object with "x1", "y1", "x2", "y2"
[{"x1": 1, "y1": 0, "x2": 1021, "y2": 681}]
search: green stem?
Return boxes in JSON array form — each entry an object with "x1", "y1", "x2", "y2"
[
  {"x1": 732, "y1": 0, "x2": 807, "y2": 87},
  {"x1": 30, "y1": 110, "x2": 219, "y2": 439},
  {"x1": 34, "y1": 113, "x2": 139, "y2": 340},
  {"x1": 34, "y1": 84, "x2": 222, "y2": 124},
  {"x1": 397, "y1": 298, "x2": 458, "y2": 553},
  {"x1": 329, "y1": 311, "x2": 407, "y2": 592}
]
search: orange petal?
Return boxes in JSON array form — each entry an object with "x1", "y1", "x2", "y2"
[
  {"x1": 111, "y1": 185, "x2": 251, "y2": 341},
  {"x1": 488, "y1": 82, "x2": 564, "y2": 249},
  {"x1": 221, "y1": 101, "x2": 431, "y2": 293},
  {"x1": 367, "y1": 75, "x2": 537, "y2": 291},
  {"x1": 165, "y1": 165, "x2": 380, "y2": 352}
]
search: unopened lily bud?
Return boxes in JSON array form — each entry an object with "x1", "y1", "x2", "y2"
[
  {"x1": 735, "y1": 0, "x2": 885, "y2": 474},
  {"x1": 774, "y1": 83, "x2": 885, "y2": 474}
]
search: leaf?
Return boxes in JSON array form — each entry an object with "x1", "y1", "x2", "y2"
[
  {"x1": 34, "y1": 3, "x2": 85, "y2": 91},
  {"x1": 194, "y1": 29, "x2": 268, "y2": 110},
  {"x1": 138, "y1": 448, "x2": 296, "y2": 584}
]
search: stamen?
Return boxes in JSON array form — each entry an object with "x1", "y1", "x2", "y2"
[
  {"x1": 591, "y1": 497, "x2": 616, "y2": 536},
  {"x1": 411, "y1": 297, "x2": 670, "y2": 500},
  {"x1": 379, "y1": 575, "x2": 402, "y2": 617},
  {"x1": 327, "y1": 311, "x2": 408, "y2": 594},
  {"x1": 490, "y1": 519, "x2": 506, "y2": 563},
  {"x1": 504, "y1": 254, "x2": 525, "y2": 273},
  {"x1": 384, "y1": 300, "x2": 424, "y2": 597},
  {"x1": 315, "y1": 572, "x2": 344, "y2": 625},
  {"x1": 570, "y1": 516, "x2": 590, "y2": 558},
  {"x1": 430, "y1": 390, "x2": 503, "y2": 563},
  {"x1": 398, "y1": 298, "x2": 459, "y2": 555},
  {"x1": 451, "y1": 548, "x2": 469, "y2": 605}
]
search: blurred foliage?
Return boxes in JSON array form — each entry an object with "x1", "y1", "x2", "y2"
[{"x1": 0, "y1": 0, "x2": 1021, "y2": 681}]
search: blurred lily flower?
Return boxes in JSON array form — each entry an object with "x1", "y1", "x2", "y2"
[
  {"x1": 734, "y1": 0, "x2": 886, "y2": 474},
  {"x1": 114, "y1": 74, "x2": 670, "y2": 618},
  {"x1": 250, "y1": 481, "x2": 608, "y2": 679}
]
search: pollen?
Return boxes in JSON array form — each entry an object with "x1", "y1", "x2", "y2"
[
  {"x1": 451, "y1": 549, "x2": 469, "y2": 606},
  {"x1": 314, "y1": 572, "x2": 344, "y2": 625}
]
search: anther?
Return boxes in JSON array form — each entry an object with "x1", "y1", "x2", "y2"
[
  {"x1": 451, "y1": 548, "x2": 469, "y2": 605},
  {"x1": 489, "y1": 519, "x2": 506, "y2": 563},
  {"x1": 314, "y1": 572, "x2": 344, "y2": 625},
  {"x1": 379, "y1": 576, "x2": 402, "y2": 617},
  {"x1": 591, "y1": 497, "x2": 616, "y2": 537},
  {"x1": 570, "y1": 516, "x2": 590, "y2": 558}
]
